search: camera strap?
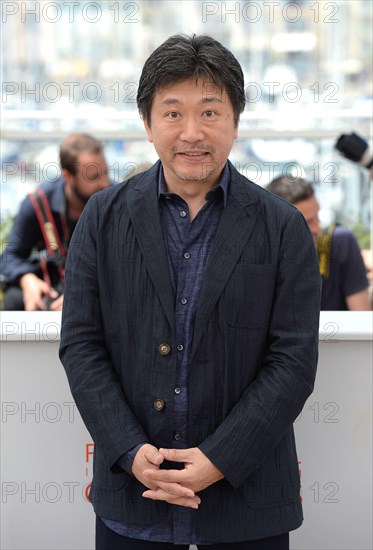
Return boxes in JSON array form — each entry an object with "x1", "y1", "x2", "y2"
[
  {"x1": 317, "y1": 223, "x2": 335, "y2": 278},
  {"x1": 28, "y1": 188, "x2": 66, "y2": 284}
]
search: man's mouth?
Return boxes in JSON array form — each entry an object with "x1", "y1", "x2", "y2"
[{"x1": 178, "y1": 151, "x2": 209, "y2": 158}]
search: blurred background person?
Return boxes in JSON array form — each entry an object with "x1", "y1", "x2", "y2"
[
  {"x1": 0, "y1": 133, "x2": 110, "y2": 311},
  {"x1": 266, "y1": 176, "x2": 370, "y2": 310},
  {"x1": 361, "y1": 248, "x2": 373, "y2": 307}
]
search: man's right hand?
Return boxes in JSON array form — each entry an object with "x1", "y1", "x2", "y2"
[
  {"x1": 19, "y1": 273, "x2": 58, "y2": 311},
  {"x1": 132, "y1": 443, "x2": 201, "y2": 509}
]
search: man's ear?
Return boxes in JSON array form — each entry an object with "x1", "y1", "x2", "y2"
[
  {"x1": 62, "y1": 169, "x2": 73, "y2": 187},
  {"x1": 233, "y1": 119, "x2": 239, "y2": 140},
  {"x1": 141, "y1": 114, "x2": 153, "y2": 143}
]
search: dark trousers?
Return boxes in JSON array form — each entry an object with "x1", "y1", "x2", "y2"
[
  {"x1": 96, "y1": 517, "x2": 289, "y2": 550},
  {"x1": 2, "y1": 286, "x2": 24, "y2": 310}
]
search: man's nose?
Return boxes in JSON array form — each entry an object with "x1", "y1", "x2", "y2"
[
  {"x1": 310, "y1": 218, "x2": 321, "y2": 237},
  {"x1": 99, "y1": 171, "x2": 110, "y2": 188},
  {"x1": 179, "y1": 116, "x2": 205, "y2": 142}
]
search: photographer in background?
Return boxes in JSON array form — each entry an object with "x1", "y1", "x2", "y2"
[
  {"x1": 0, "y1": 133, "x2": 110, "y2": 311},
  {"x1": 267, "y1": 176, "x2": 370, "y2": 311},
  {"x1": 335, "y1": 131, "x2": 373, "y2": 306}
]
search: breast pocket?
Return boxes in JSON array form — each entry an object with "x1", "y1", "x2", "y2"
[{"x1": 221, "y1": 264, "x2": 277, "y2": 328}]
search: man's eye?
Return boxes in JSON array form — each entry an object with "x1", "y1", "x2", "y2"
[
  {"x1": 167, "y1": 112, "x2": 179, "y2": 119},
  {"x1": 204, "y1": 110, "x2": 215, "y2": 117}
]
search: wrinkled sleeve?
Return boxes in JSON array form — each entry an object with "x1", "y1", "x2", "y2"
[
  {"x1": 59, "y1": 195, "x2": 149, "y2": 472},
  {"x1": 199, "y1": 210, "x2": 321, "y2": 488}
]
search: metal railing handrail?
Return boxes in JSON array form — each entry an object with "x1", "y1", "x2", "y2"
[
  {"x1": 1, "y1": 129, "x2": 355, "y2": 140},
  {"x1": 1, "y1": 108, "x2": 371, "y2": 120},
  {"x1": 1, "y1": 109, "x2": 371, "y2": 141}
]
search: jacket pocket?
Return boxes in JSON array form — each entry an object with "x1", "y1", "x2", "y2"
[
  {"x1": 221, "y1": 264, "x2": 277, "y2": 328},
  {"x1": 242, "y1": 469, "x2": 300, "y2": 509},
  {"x1": 242, "y1": 440, "x2": 301, "y2": 509},
  {"x1": 92, "y1": 449, "x2": 129, "y2": 492}
]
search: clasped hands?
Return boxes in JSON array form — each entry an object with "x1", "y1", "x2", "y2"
[{"x1": 132, "y1": 444, "x2": 224, "y2": 509}]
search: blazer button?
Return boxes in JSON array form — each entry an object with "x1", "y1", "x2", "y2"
[
  {"x1": 159, "y1": 343, "x2": 171, "y2": 355},
  {"x1": 153, "y1": 399, "x2": 165, "y2": 411}
]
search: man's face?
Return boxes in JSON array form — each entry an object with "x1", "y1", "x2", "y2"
[
  {"x1": 293, "y1": 195, "x2": 321, "y2": 244},
  {"x1": 142, "y1": 78, "x2": 238, "y2": 190},
  {"x1": 69, "y1": 152, "x2": 110, "y2": 204}
]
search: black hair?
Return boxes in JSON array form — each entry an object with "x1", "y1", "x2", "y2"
[
  {"x1": 266, "y1": 176, "x2": 315, "y2": 204},
  {"x1": 60, "y1": 133, "x2": 103, "y2": 175},
  {"x1": 137, "y1": 34, "x2": 246, "y2": 126}
]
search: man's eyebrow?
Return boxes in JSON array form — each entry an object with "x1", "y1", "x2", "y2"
[
  {"x1": 161, "y1": 96, "x2": 224, "y2": 106},
  {"x1": 161, "y1": 98, "x2": 182, "y2": 105},
  {"x1": 200, "y1": 96, "x2": 224, "y2": 104}
]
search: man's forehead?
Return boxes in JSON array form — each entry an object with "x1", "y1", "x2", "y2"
[
  {"x1": 76, "y1": 151, "x2": 103, "y2": 163},
  {"x1": 155, "y1": 78, "x2": 226, "y2": 102}
]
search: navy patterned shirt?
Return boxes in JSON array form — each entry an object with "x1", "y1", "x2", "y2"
[{"x1": 102, "y1": 162, "x2": 229, "y2": 544}]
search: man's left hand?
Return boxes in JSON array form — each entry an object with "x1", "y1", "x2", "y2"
[
  {"x1": 49, "y1": 294, "x2": 64, "y2": 311},
  {"x1": 142, "y1": 447, "x2": 224, "y2": 502}
]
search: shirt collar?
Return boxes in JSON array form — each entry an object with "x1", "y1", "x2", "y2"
[{"x1": 158, "y1": 162, "x2": 230, "y2": 207}]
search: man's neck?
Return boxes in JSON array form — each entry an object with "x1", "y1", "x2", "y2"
[
  {"x1": 161, "y1": 163, "x2": 228, "y2": 221},
  {"x1": 167, "y1": 180, "x2": 214, "y2": 221},
  {"x1": 64, "y1": 187, "x2": 85, "y2": 221}
]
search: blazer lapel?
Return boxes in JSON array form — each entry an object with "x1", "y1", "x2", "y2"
[
  {"x1": 192, "y1": 167, "x2": 260, "y2": 356},
  {"x1": 126, "y1": 163, "x2": 175, "y2": 330}
]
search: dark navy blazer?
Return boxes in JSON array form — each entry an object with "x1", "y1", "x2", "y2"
[{"x1": 60, "y1": 161, "x2": 321, "y2": 543}]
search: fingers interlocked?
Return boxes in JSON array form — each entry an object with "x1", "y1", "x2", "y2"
[{"x1": 142, "y1": 472, "x2": 201, "y2": 508}]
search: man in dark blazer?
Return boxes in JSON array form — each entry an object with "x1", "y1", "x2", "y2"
[{"x1": 60, "y1": 35, "x2": 321, "y2": 550}]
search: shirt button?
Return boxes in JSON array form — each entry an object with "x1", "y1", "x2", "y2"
[
  {"x1": 176, "y1": 344, "x2": 184, "y2": 351},
  {"x1": 174, "y1": 387, "x2": 181, "y2": 395},
  {"x1": 174, "y1": 433, "x2": 181, "y2": 441},
  {"x1": 180, "y1": 210, "x2": 187, "y2": 218},
  {"x1": 183, "y1": 252, "x2": 191, "y2": 259},
  {"x1": 180, "y1": 297, "x2": 188, "y2": 305},
  {"x1": 153, "y1": 399, "x2": 165, "y2": 411},
  {"x1": 158, "y1": 343, "x2": 171, "y2": 355}
]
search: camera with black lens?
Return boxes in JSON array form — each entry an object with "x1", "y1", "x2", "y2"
[{"x1": 335, "y1": 132, "x2": 373, "y2": 171}]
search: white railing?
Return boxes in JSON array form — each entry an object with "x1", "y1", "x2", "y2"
[{"x1": 1, "y1": 110, "x2": 372, "y2": 141}]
